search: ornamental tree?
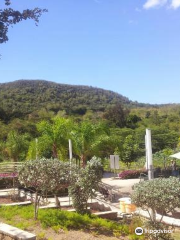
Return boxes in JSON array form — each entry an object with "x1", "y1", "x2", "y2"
[
  {"x1": 69, "y1": 156, "x2": 103, "y2": 214},
  {"x1": 132, "y1": 177, "x2": 180, "y2": 223},
  {"x1": 132, "y1": 178, "x2": 180, "y2": 239},
  {"x1": 18, "y1": 158, "x2": 73, "y2": 219},
  {"x1": 0, "y1": 0, "x2": 47, "y2": 44}
]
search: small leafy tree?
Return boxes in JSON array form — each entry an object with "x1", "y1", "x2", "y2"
[
  {"x1": 69, "y1": 156, "x2": 103, "y2": 214},
  {"x1": 18, "y1": 158, "x2": 72, "y2": 219},
  {"x1": 132, "y1": 177, "x2": 180, "y2": 239},
  {"x1": 118, "y1": 135, "x2": 140, "y2": 168}
]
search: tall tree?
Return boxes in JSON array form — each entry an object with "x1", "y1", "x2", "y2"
[
  {"x1": 118, "y1": 135, "x2": 140, "y2": 168},
  {"x1": 71, "y1": 121, "x2": 106, "y2": 167},
  {"x1": 6, "y1": 131, "x2": 29, "y2": 162},
  {"x1": 103, "y1": 103, "x2": 129, "y2": 128},
  {"x1": 36, "y1": 117, "x2": 72, "y2": 159},
  {"x1": 0, "y1": 0, "x2": 47, "y2": 44}
]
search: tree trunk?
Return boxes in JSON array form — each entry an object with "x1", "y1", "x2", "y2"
[
  {"x1": 52, "y1": 143, "x2": 58, "y2": 158},
  {"x1": 34, "y1": 192, "x2": 38, "y2": 220},
  {"x1": 55, "y1": 195, "x2": 61, "y2": 208},
  {"x1": 81, "y1": 155, "x2": 86, "y2": 168}
]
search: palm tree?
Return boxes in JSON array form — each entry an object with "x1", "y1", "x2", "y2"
[
  {"x1": 6, "y1": 131, "x2": 29, "y2": 162},
  {"x1": 71, "y1": 121, "x2": 107, "y2": 167},
  {"x1": 37, "y1": 117, "x2": 72, "y2": 159}
]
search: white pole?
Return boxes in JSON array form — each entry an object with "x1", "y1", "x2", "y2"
[
  {"x1": 68, "y1": 139, "x2": 72, "y2": 205},
  {"x1": 146, "y1": 129, "x2": 154, "y2": 180},
  {"x1": 69, "y1": 139, "x2": 72, "y2": 165},
  {"x1": 146, "y1": 129, "x2": 155, "y2": 221},
  {"x1": 145, "y1": 134, "x2": 148, "y2": 170}
]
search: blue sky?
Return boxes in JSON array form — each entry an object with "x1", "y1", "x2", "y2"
[{"x1": 0, "y1": 0, "x2": 180, "y2": 104}]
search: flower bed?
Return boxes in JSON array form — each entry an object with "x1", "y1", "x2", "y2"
[{"x1": 118, "y1": 170, "x2": 147, "y2": 179}]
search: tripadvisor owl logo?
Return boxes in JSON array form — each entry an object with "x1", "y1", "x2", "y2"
[{"x1": 135, "y1": 227, "x2": 143, "y2": 235}]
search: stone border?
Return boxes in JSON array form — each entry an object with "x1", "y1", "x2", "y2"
[
  {"x1": 0, "y1": 223, "x2": 36, "y2": 240},
  {"x1": 136, "y1": 209, "x2": 180, "y2": 227}
]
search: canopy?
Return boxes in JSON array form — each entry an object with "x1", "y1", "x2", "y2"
[{"x1": 170, "y1": 152, "x2": 180, "y2": 159}]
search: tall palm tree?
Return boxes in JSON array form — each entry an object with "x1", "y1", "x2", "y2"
[
  {"x1": 37, "y1": 117, "x2": 72, "y2": 159},
  {"x1": 71, "y1": 121, "x2": 107, "y2": 167}
]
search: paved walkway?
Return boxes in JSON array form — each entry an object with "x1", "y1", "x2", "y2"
[{"x1": 101, "y1": 178, "x2": 140, "y2": 195}]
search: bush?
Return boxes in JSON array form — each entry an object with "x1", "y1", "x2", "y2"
[
  {"x1": 132, "y1": 177, "x2": 180, "y2": 220},
  {"x1": 0, "y1": 176, "x2": 19, "y2": 189},
  {"x1": 69, "y1": 156, "x2": 103, "y2": 214},
  {"x1": 118, "y1": 170, "x2": 147, "y2": 179},
  {"x1": 132, "y1": 178, "x2": 180, "y2": 240}
]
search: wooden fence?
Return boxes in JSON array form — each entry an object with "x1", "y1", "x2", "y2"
[{"x1": 0, "y1": 162, "x2": 22, "y2": 174}]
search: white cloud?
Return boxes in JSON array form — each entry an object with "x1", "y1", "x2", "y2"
[
  {"x1": 143, "y1": 0, "x2": 180, "y2": 9},
  {"x1": 171, "y1": 0, "x2": 180, "y2": 9},
  {"x1": 143, "y1": 0, "x2": 167, "y2": 9}
]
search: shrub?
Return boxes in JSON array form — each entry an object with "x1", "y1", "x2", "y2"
[
  {"x1": 132, "y1": 178, "x2": 180, "y2": 239},
  {"x1": 69, "y1": 156, "x2": 103, "y2": 214},
  {"x1": 132, "y1": 177, "x2": 180, "y2": 218},
  {"x1": 118, "y1": 170, "x2": 147, "y2": 179},
  {"x1": 18, "y1": 158, "x2": 73, "y2": 219},
  {"x1": 0, "y1": 205, "x2": 131, "y2": 237}
]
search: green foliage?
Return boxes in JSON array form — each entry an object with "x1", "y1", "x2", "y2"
[
  {"x1": 69, "y1": 157, "x2": 103, "y2": 214},
  {"x1": 103, "y1": 103, "x2": 130, "y2": 127},
  {"x1": 0, "y1": 80, "x2": 180, "y2": 164},
  {"x1": 132, "y1": 177, "x2": 180, "y2": 221},
  {"x1": 0, "y1": 1, "x2": 47, "y2": 44},
  {"x1": 0, "y1": 205, "x2": 130, "y2": 236},
  {"x1": 36, "y1": 117, "x2": 72, "y2": 159},
  {"x1": 38, "y1": 208, "x2": 129, "y2": 235},
  {"x1": 143, "y1": 221, "x2": 174, "y2": 240},
  {"x1": 71, "y1": 121, "x2": 107, "y2": 165},
  {"x1": 18, "y1": 158, "x2": 72, "y2": 219},
  {"x1": 0, "y1": 80, "x2": 130, "y2": 121},
  {"x1": 118, "y1": 135, "x2": 140, "y2": 168},
  {"x1": 5, "y1": 131, "x2": 30, "y2": 161}
]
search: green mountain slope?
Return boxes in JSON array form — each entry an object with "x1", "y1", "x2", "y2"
[{"x1": 0, "y1": 79, "x2": 132, "y2": 116}]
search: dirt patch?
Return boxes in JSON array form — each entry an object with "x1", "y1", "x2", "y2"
[
  {"x1": 0, "y1": 197, "x2": 26, "y2": 204},
  {"x1": 28, "y1": 225, "x2": 127, "y2": 240},
  {"x1": 0, "y1": 233, "x2": 14, "y2": 240}
]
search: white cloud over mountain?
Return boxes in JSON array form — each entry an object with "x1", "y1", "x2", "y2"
[{"x1": 143, "y1": 0, "x2": 180, "y2": 9}]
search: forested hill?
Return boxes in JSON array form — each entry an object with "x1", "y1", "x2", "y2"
[
  {"x1": 0, "y1": 79, "x2": 134, "y2": 118},
  {"x1": 0, "y1": 80, "x2": 178, "y2": 122}
]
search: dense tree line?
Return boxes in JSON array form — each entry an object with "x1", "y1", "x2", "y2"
[
  {"x1": 0, "y1": 80, "x2": 180, "y2": 167},
  {"x1": 0, "y1": 80, "x2": 142, "y2": 122}
]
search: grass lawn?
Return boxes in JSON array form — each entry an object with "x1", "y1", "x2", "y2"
[{"x1": 0, "y1": 205, "x2": 143, "y2": 240}]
